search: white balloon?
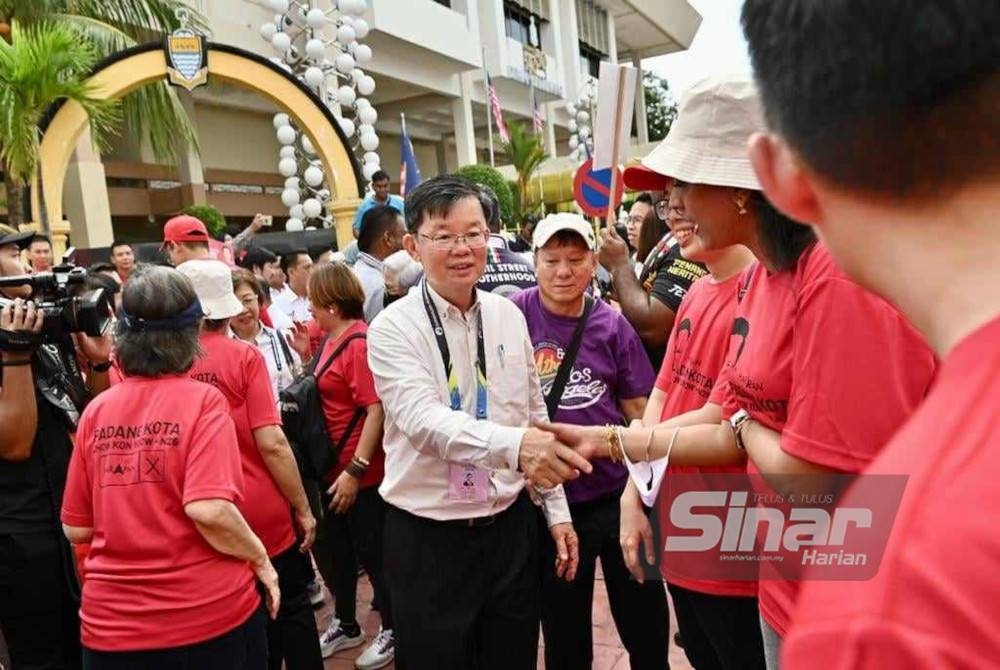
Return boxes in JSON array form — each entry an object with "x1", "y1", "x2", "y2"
[
  {"x1": 355, "y1": 97, "x2": 371, "y2": 110},
  {"x1": 301, "y1": 135, "x2": 315, "y2": 155},
  {"x1": 354, "y1": 44, "x2": 372, "y2": 64},
  {"x1": 335, "y1": 53, "x2": 356, "y2": 74},
  {"x1": 578, "y1": 126, "x2": 591, "y2": 139},
  {"x1": 281, "y1": 189, "x2": 301, "y2": 207},
  {"x1": 576, "y1": 110, "x2": 590, "y2": 123},
  {"x1": 306, "y1": 8, "x2": 327, "y2": 29},
  {"x1": 352, "y1": 18, "x2": 370, "y2": 39},
  {"x1": 316, "y1": 188, "x2": 331, "y2": 201},
  {"x1": 276, "y1": 125, "x2": 297, "y2": 145},
  {"x1": 357, "y1": 106, "x2": 377, "y2": 125},
  {"x1": 566, "y1": 103, "x2": 577, "y2": 114},
  {"x1": 285, "y1": 217, "x2": 304, "y2": 232},
  {"x1": 337, "y1": 85, "x2": 356, "y2": 107},
  {"x1": 349, "y1": 0, "x2": 368, "y2": 15},
  {"x1": 305, "y1": 225, "x2": 318, "y2": 230},
  {"x1": 360, "y1": 133, "x2": 379, "y2": 152},
  {"x1": 358, "y1": 124, "x2": 374, "y2": 136},
  {"x1": 289, "y1": 204, "x2": 305, "y2": 219},
  {"x1": 278, "y1": 157, "x2": 298, "y2": 177},
  {"x1": 338, "y1": 117, "x2": 356, "y2": 137},
  {"x1": 351, "y1": 68, "x2": 365, "y2": 82},
  {"x1": 356, "y1": 75, "x2": 376, "y2": 96},
  {"x1": 337, "y1": 0, "x2": 355, "y2": 13},
  {"x1": 285, "y1": 176, "x2": 300, "y2": 189},
  {"x1": 337, "y1": 24, "x2": 356, "y2": 44},
  {"x1": 279, "y1": 145, "x2": 296, "y2": 159},
  {"x1": 273, "y1": 112, "x2": 290, "y2": 129},
  {"x1": 362, "y1": 163, "x2": 379, "y2": 180},
  {"x1": 363, "y1": 151, "x2": 380, "y2": 164},
  {"x1": 567, "y1": 120, "x2": 578, "y2": 133},
  {"x1": 304, "y1": 165, "x2": 325, "y2": 187},
  {"x1": 568, "y1": 135, "x2": 579, "y2": 149},
  {"x1": 260, "y1": 22, "x2": 277, "y2": 41},
  {"x1": 304, "y1": 66, "x2": 325, "y2": 88},
  {"x1": 269, "y1": 0, "x2": 289, "y2": 12},
  {"x1": 305, "y1": 38, "x2": 326, "y2": 60},
  {"x1": 302, "y1": 198, "x2": 323, "y2": 218},
  {"x1": 271, "y1": 31, "x2": 291, "y2": 53}
]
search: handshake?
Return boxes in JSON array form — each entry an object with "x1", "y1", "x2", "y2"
[{"x1": 517, "y1": 422, "x2": 608, "y2": 489}]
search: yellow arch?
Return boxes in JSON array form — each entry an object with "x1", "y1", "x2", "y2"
[{"x1": 35, "y1": 44, "x2": 362, "y2": 248}]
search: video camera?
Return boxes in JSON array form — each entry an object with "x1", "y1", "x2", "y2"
[{"x1": 0, "y1": 263, "x2": 113, "y2": 343}]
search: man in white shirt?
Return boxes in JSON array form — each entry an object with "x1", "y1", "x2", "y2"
[
  {"x1": 368, "y1": 175, "x2": 591, "y2": 669},
  {"x1": 271, "y1": 249, "x2": 313, "y2": 323},
  {"x1": 352, "y1": 204, "x2": 405, "y2": 322}
]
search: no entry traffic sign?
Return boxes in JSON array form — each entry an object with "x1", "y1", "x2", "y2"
[{"x1": 573, "y1": 158, "x2": 624, "y2": 218}]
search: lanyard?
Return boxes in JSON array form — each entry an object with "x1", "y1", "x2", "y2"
[
  {"x1": 422, "y1": 282, "x2": 488, "y2": 419},
  {"x1": 261, "y1": 327, "x2": 284, "y2": 372}
]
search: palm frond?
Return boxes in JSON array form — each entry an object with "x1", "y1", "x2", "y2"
[{"x1": 64, "y1": 0, "x2": 209, "y2": 39}]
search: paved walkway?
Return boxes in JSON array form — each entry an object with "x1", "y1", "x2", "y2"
[{"x1": 321, "y1": 567, "x2": 692, "y2": 670}]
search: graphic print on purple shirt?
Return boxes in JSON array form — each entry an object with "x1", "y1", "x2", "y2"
[{"x1": 511, "y1": 287, "x2": 655, "y2": 503}]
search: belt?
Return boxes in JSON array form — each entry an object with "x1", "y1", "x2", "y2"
[{"x1": 390, "y1": 491, "x2": 529, "y2": 530}]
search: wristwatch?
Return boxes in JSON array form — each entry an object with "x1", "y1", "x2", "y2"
[{"x1": 729, "y1": 409, "x2": 752, "y2": 450}]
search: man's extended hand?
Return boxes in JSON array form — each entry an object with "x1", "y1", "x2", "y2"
[
  {"x1": 534, "y1": 421, "x2": 608, "y2": 462},
  {"x1": 518, "y1": 427, "x2": 592, "y2": 489},
  {"x1": 550, "y1": 522, "x2": 580, "y2": 581},
  {"x1": 597, "y1": 225, "x2": 630, "y2": 273}
]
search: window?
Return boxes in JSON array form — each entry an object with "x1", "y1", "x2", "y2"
[
  {"x1": 579, "y1": 42, "x2": 604, "y2": 78},
  {"x1": 576, "y1": 0, "x2": 609, "y2": 55},
  {"x1": 504, "y1": 1, "x2": 543, "y2": 49}
]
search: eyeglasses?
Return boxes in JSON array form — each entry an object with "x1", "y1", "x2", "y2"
[
  {"x1": 627, "y1": 215, "x2": 645, "y2": 225},
  {"x1": 654, "y1": 199, "x2": 684, "y2": 220},
  {"x1": 418, "y1": 230, "x2": 488, "y2": 250},
  {"x1": 239, "y1": 295, "x2": 259, "y2": 307}
]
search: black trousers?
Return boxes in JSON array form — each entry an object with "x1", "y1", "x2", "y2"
[
  {"x1": 384, "y1": 492, "x2": 540, "y2": 670},
  {"x1": 267, "y1": 545, "x2": 324, "y2": 670},
  {"x1": 0, "y1": 530, "x2": 81, "y2": 670},
  {"x1": 313, "y1": 485, "x2": 393, "y2": 629},
  {"x1": 541, "y1": 492, "x2": 669, "y2": 670},
  {"x1": 667, "y1": 583, "x2": 765, "y2": 670},
  {"x1": 83, "y1": 604, "x2": 267, "y2": 670}
]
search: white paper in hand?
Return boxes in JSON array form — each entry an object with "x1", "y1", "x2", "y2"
[
  {"x1": 624, "y1": 453, "x2": 669, "y2": 508},
  {"x1": 593, "y1": 62, "x2": 637, "y2": 170}
]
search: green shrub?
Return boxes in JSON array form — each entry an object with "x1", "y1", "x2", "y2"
[
  {"x1": 453, "y1": 164, "x2": 516, "y2": 226},
  {"x1": 182, "y1": 204, "x2": 226, "y2": 237}
]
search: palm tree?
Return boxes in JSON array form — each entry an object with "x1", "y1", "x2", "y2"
[
  {"x1": 502, "y1": 121, "x2": 549, "y2": 216},
  {"x1": 0, "y1": 0, "x2": 206, "y2": 226},
  {"x1": 0, "y1": 21, "x2": 121, "y2": 232}
]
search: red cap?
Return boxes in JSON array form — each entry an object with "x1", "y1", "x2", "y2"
[
  {"x1": 162, "y1": 215, "x2": 210, "y2": 249},
  {"x1": 622, "y1": 164, "x2": 673, "y2": 192}
]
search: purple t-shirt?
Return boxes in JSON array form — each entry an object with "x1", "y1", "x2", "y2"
[{"x1": 511, "y1": 287, "x2": 655, "y2": 504}]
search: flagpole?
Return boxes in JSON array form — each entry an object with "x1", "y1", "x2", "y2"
[{"x1": 482, "y1": 47, "x2": 495, "y2": 167}]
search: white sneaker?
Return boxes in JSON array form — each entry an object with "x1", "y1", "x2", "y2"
[
  {"x1": 319, "y1": 618, "x2": 365, "y2": 658},
  {"x1": 355, "y1": 627, "x2": 395, "y2": 670}
]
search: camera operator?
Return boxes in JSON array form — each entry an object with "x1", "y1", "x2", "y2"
[{"x1": 0, "y1": 224, "x2": 112, "y2": 669}]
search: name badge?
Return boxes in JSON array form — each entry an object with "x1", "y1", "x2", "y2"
[{"x1": 448, "y1": 464, "x2": 489, "y2": 503}]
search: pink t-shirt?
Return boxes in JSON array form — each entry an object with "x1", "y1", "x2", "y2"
[
  {"x1": 61, "y1": 376, "x2": 259, "y2": 651},
  {"x1": 710, "y1": 242, "x2": 936, "y2": 635}
]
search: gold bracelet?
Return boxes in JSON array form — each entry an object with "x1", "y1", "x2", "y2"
[{"x1": 604, "y1": 424, "x2": 617, "y2": 460}]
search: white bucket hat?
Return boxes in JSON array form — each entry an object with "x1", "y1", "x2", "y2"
[
  {"x1": 641, "y1": 73, "x2": 765, "y2": 190},
  {"x1": 533, "y1": 213, "x2": 597, "y2": 251},
  {"x1": 176, "y1": 259, "x2": 244, "y2": 319}
]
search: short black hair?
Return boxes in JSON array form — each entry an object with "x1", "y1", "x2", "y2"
[
  {"x1": 358, "y1": 204, "x2": 403, "y2": 253},
  {"x1": 476, "y1": 186, "x2": 501, "y2": 233},
  {"x1": 110, "y1": 240, "x2": 132, "y2": 253},
  {"x1": 29, "y1": 234, "x2": 51, "y2": 248},
  {"x1": 88, "y1": 261, "x2": 117, "y2": 274},
  {"x1": 404, "y1": 174, "x2": 488, "y2": 234},
  {"x1": 308, "y1": 244, "x2": 333, "y2": 262},
  {"x1": 371, "y1": 169, "x2": 390, "y2": 183},
  {"x1": 633, "y1": 192, "x2": 653, "y2": 205},
  {"x1": 741, "y1": 0, "x2": 1000, "y2": 200},
  {"x1": 280, "y1": 249, "x2": 309, "y2": 275},
  {"x1": 240, "y1": 246, "x2": 278, "y2": 271}
]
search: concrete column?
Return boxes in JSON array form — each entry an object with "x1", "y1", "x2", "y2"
[
  {"x1": 452, "y1": 71, "x2": 477, "y2": 167},
  {"x1": 544, "y1": 102, "x2": 558, "y2": 156},
  {"x1": 436, "y1": 140, "x2": 449, "y2": 174},
  {"x1": 177, "y1": 95, "x2": 207, "y2": 207},
  {"x1": 63, "y1": 127, "x2": 114, "y2": 248},
  {"x1": 632, "y1": 54, "x2": 649, "y2": 144}
]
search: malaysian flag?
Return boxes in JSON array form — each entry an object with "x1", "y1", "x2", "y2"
[
  {"x1": 529, "y1": 83, "x2": 544, "y2": 134},
  {"x1": 486, "y1": 71, "x2": 510, "y2": 143}
]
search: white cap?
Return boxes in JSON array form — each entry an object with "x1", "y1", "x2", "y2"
[
  {"x1": 532, "y1": 213, "x2": 597, "y2": 251},
  {"x1": 176, "y1": 259, "x2": 244, "y2": 319}
]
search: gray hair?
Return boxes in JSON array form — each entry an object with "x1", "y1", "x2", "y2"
[{"x1": 115, "y1": 265, "x2": 202, "y2": 377}]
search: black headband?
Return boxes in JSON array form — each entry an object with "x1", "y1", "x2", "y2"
[{"x1": 119, "y1": 299, "x2": 204, "y2": 332}]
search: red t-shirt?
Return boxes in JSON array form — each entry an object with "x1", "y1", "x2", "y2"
[
  {"x1": 61, "y1": 376, "x2": 259, "y2": 651},
  {"x1": 710, "y1": 242, "x2": 936, "y2": 635},
  {"x1": 783, "y1": 315, "x2": 1000, "y2": 668},
  {"x1": 316, "y1": 321, "x2": 384, "y2": 489},
  {"x1": 655, "y1": 272, "x2": 756, "y2": 598},
  {"x1": 189, "y1": 332, "x2": 296, "y2": 557}
]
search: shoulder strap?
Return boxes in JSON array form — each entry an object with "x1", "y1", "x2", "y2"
[
  {"x1": 544, "y1": 296, "x2": 594, "y2": 420},
  {"x1": 335, "y1": 408, "x2": 367, "y2": 456},
  {"x1": 275, "y1": 329, "x2": 294, "y2": 367},
  {"x1": 313, "y1": 332, "x2": 366, "y2": 380}
]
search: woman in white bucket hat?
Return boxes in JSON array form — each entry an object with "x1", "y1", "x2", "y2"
[{"x1": 543, "y1": 74, "x2": 936, "y2": 670}]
